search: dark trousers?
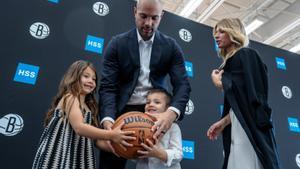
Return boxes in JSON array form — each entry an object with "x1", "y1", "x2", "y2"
[{"x1": 99, "y1": 104, "x2": 145, "y2": 169}]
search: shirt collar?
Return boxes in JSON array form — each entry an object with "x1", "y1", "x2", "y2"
[{"x1": 136, "y1": 29, "x2": 155, "y2": 44}]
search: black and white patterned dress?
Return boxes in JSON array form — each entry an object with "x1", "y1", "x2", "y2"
[{"x1": 32, "y1": 108, "x2": 96, "y2": 169}]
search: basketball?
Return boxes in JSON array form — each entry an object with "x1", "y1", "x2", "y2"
[{"x1": 111, "y1": 111, "x2": 155, "y2": 159}]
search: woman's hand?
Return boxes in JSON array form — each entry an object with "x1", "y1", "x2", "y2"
[
  {"x1": 211, "y1": 69, "x2": 224, "y2": 89},
  {"x1": 207, "y1": 120, "x2": 224, "y2": 140},
  {"x1": 207, "y1": 114, "x2": 230, "y2": 140}
]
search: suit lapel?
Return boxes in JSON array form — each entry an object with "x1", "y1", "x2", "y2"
[
  {"x1": 128, "y1": 29, "x2": 140, "y2": 67},
  {"x1": 150, "y1": 31, "x2": 162, "y2": 69}
]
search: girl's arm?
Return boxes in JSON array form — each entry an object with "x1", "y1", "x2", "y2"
[{"x1": 66, "y1": 95, "x2": 135, "y2": 145}]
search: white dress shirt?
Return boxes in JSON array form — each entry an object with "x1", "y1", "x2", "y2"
[
  {"x1": 136, "y1": 123, "x2": 183, "y2": 169},
  {"x1": 128, "y1": 30, "x2": 181, "y2": 118},
  {"x1": 127, "y1": 30, "x2": 155, "y2": 105}
]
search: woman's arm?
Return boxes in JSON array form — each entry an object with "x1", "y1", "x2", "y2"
[{"x1": 207, "y1": 114, "x2": 231, "y2": 140}]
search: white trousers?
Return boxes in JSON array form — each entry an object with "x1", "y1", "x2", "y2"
[{"x1": 227, "y1": 109, "x2": 263, "y2": 169}]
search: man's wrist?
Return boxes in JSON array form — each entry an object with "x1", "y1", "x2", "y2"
[
  {"x1": 167, "y1": 107, "x2": 180, "y2": 121},
  {"x1": 100, "y1": 117, "x2": 115, "y2": 128},
  {"x1": 166, "y1": 109, "x2": 177, "y2": 122}
]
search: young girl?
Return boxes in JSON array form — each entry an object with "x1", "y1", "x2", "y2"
[
  {"x1": 207, "y1": 18, "x2": 281, "y2": 169},
  {"x1": 32, "y1": 60, "x2": 135, "y2": 169},
  {"x1": 136, "y1": 88, "x2": 182, "y2": 169}
]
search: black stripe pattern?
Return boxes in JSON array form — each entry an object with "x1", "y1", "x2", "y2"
[{"x1": 32, "y1": 109, "x2": 96, "y2": 169}]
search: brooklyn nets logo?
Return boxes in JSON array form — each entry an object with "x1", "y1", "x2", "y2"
[
  {"x1": 282, "y1": 86, "x2": 292, "y2": 99},
  {"x1": 93, "y1": 2, "x2": 110, "y2": 16},
  {"x1": 29, "y1": 22, "x2": 50, "y2": 39},
  {"x1": 0, "y1": 114, "x2": 24, "y2": 136},
  {"x1": 296, "y1": 154, "x2": 300, "y2": 168},
  {"x1": 185, "y1": 99, "x2": 194, "y2": 115},
  {"x1": 179, "y1": 29, "x2": 192, "y2": 42}
]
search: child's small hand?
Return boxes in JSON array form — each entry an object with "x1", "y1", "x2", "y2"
[
  {"x1": 110, "y1": 122, "x2": 136, "y2": 151},
  {"x1": 137, "y1": 138, "x2": 161, "y2": 158}
]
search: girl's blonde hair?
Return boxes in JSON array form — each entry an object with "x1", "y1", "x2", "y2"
[
  {"x1": 213, "y1": 18, "x2": 249, "y2": 68},
  {"x1": 44, "y1": 60, "x2": 99, "y2": 127}
]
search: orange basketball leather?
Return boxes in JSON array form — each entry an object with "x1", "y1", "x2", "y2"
[{"x1": 111, "y1": 111, "x2": 155, "y2": 159}]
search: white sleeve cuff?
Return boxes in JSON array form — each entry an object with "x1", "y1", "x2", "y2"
[
  {"x1": 167, "y1": 106, "x2": 181, "y2": 121},
  {"x1": 100, "y1": 117, "x2": 115, "y2": 126},
  {"x1": 164, "y1": 149, "x2": 182, "y2": 167}
]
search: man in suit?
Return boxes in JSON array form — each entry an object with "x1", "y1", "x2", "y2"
[{"x1": 98, "y1": 0, "x2": 191, "y2": 168}]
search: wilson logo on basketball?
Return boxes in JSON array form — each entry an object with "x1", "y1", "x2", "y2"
[{"x1": 123, "y1": 116, "x2": 155, "y2": 126}]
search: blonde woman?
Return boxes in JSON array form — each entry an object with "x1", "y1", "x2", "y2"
[{"x1": 207, "y1": 18, "x2": 281, "y2": 169}]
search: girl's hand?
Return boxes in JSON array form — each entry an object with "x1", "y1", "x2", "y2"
[{"x1": 110, "y1": 122, "x2": 136, "y2": 151}]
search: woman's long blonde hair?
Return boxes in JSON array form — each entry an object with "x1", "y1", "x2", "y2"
[
  {"x1": 213, "y1": 18, "x2": 249, "y2": 68},
  {"x1": 44, "y1": 60, "x2": 99, "y2": 127}
]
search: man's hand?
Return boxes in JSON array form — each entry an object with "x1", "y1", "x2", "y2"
[
  {"x1": 103, "y1": 120, "x2": 114, "y2": 130},
  {"x1": 146, "y1": 109, "x2": 177, "y2": 140}
]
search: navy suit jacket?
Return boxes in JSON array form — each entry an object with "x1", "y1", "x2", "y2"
[{"x1": 99, "y1": 29, "x2": 191, "y2": 121}]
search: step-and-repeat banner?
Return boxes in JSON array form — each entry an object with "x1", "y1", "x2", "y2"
[{"x1": 0, "y1": 0, "x2": 299, "y2": 168}]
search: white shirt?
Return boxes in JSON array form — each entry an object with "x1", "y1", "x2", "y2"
[
  {"x1": 127, "y1": 30, "x2": 154, "y2": 105},
  {"x1": 136, "y1": 123, "x2": 183, "y2": 169},
  {"x1": 128, "y1": 30, "x2": 181, "y2": 118}
]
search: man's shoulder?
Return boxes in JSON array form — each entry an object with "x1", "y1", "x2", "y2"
[
  {"x1": 156, "y1": 30, "x2": 175, "y2": 42},
  {"x1": 113, "y1": 29, "x2": 135, "y2": 39}
]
